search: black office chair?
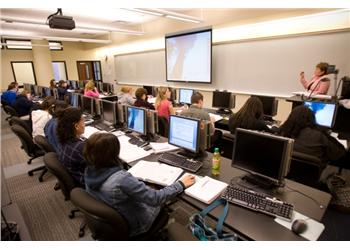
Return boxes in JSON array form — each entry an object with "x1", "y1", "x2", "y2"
[
  {"x1": 9, "y1": 116, "x2": 32, "y2": 135},
  {"x1": 43, "y1": 152, "x2": 86, "y2": 237},
  {"x1": 287, "y1": 151, "x2": 324, "y2": 188},
  {"x1": 33, "y1": 135, "x2": 55, "y2": 182},
  {"x1": 158, "y1": 116, "x2": 169, "y2": 138},
  {"x1": 3, "y1": 105, "x2": 19, "y2": 121},
  {"x1": 10, "y1": 124, "x2": 46, "y2": 182},
  {"x1": 70, "y1": 188, "x2": 170, "y2": 241}
]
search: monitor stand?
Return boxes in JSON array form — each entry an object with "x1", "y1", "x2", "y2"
[
  {"x1": 216, "y1": 108, "x2": 232, "y2": 115},
  {"x1": 140, "y1": 133, "x2": 160, "y2": 142},
  {"x1": 177, "y1": 149, "x2": 207, "y2": 159},
  {"x1": 240, "y1": 173, "x2": 281, "y2": 190}
]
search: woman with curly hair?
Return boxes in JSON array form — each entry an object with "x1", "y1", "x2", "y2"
[{"x1": 56, "y1": 107, "x2": 86, "y2": 186}]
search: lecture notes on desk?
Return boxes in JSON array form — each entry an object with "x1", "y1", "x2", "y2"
[
  {"x1": 185, "y1": 176, "x2": 228, "y2": 204},
  {"x1": 128, "y1": 160, "x2": 184, "y2": 186}
]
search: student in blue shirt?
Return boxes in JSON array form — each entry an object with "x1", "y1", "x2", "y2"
[
  {"x1": 1, "y1": 82, "x2": 18, "y2": 106},
  {"x1": 83, "y1": 133, "x2": 195, "y2": 237}
]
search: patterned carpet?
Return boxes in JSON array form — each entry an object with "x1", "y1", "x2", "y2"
[{"x1": 5, "y1": 173, "x2": 85, "y2": 241}]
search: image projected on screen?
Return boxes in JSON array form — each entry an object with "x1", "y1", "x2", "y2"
[
  {"x1": 127, "y1": 107, "x2": 145, "y2": 134},
  {"x1": 304, "y1": 101, "x2": 336, "y2": 128},
  {"x1": 166, "y1": 29, "x2": 211, "y2": 83},
  {"x1": 169, "y1": 116, "x2": 198, "y2": 152}
]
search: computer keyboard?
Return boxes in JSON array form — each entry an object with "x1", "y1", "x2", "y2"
[
  {"x1": 127, "y1": 135, "x2": 146, "y2": 147},
  {"x1": 94, "y1": 122, "x2": 115, "y2": 132},
  {"x1": 221, "y1": 183, "x2": 294, "y2": 221},
  {"x1": 158, "y1": 152, "x2": 203, "y2": 173}
]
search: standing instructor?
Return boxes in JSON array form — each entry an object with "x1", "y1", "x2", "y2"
[{"x1": 300, "y1": 62, "x2": 331, "y2": 95}]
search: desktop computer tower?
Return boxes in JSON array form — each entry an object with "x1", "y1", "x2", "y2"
[
  {"x1": 146, "y1": 110, "x2": 159, "y2": 135},
  {"x1": 199, "y1": 120, "x2": 211, "y2": 151}
]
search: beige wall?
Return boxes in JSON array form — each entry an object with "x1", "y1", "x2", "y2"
[
  {"x1": 1, "y1": 41, "x2": 98, "y2": 90},
  {"x1": 32, "y1": 40, "x2": 54, "y2": 86}
]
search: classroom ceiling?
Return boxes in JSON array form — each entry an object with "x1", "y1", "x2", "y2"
[{"x1": 0, "y1": 8, "x2": 336, "y2": 43}]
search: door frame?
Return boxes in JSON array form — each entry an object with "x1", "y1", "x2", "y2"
[{"x1": 76, "y1": 60, "x2": 103, "y2": 82}]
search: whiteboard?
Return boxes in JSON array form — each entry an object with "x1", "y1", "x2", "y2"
[{"x1": 115, "y1": 31, "x2": 350, "y2": 97}]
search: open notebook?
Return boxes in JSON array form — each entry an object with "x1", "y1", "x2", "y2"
[
  {"x1": 185, "y1": 176, "x2": 228, "y2": 204},
  {"x1": 128, "y1": 160, "x2": 184, "y2": 186},
  {"x1": 118, "y1": 136, "x2": 151, "y2": 163}
]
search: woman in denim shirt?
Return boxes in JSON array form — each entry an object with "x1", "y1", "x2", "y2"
[{"x1": 83, "y1": 133, "x2": 195, "y2": 237}]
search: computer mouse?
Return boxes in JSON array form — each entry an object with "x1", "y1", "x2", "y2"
[
  {"x1": 143, "y1": 145, "x2": 153, "y2": 151},
  {"x1": 291, "y1": 219, "x2": 308, "y2": 235}
]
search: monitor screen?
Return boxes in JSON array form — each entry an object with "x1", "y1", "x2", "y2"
[
  {"x1": 70, "y1": 80, "x2": 78, "y2": 90},
  {"x1": 212, "y1": 91, "x2": 232, "y2": 109},
  {"x1": 70, "y1": 94, "x2": 79, "y2": 108},
  {"x1": 102, "y1": 82, "x2": 110, "y2": 93},
  {"x1": 82, "y1": 96, "x2": 95, "y2": 116},
  {"x1": 166, "y1": 29, "x2": 212, "y2": 83},
  {"x1": 304, "y1": 101, "x2": 336, "y2": 128},
  {"x1": 168, "y1": 115, "x2": 200, "y2": 153},
  {"x1": 127, "y1": 106, "x2": 146, "y2": 135},
  {"x1": 341, "y1": 77, "x2": 350, "y2": 99},
  {"x1": 179, "y1": 88, "x2": 193, "y2": 104},
  {"x1": 232, "y1": 128, "x2": 292, "y2": 184},
  {"x1": 252, "y1": 95, "x2": 277, "y2": 117},
  {"x1": 102, "y1": 100, "x2": 116, "y2": 125},
  {"x1": 42, "y1": 87, "x2": 51, "y2": 97}
]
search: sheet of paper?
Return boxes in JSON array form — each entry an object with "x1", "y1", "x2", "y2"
[
  {"x1": 118, "y1": 135, "x2": 151, "y2": 163},
  {"x1": 274, "y1": 211, "x2": 325, "y2": 241},
  {"x1": 209, "y1": 113, "x2": 223, "y2": 122},
  {"x1": 150, "y1": 142, "x2": 179, "y2": 153},
  {"x1": 82, "y1": 126, "x2": 103, "y2": 139}
]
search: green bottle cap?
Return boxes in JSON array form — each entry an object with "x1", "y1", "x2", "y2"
[{"x1": 214, "y1": 148, "x2": 219, "y2": 153}]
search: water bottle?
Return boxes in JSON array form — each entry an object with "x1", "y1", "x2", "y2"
[{"x1": 212, "y1": 148, "x2": 221, "y2": 176}]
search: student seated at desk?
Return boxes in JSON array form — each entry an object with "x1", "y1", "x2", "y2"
[
  {"x1": 57, "y1": 107, "x2": 87, "y2": 186},
  {"x1": 57, "y1": 80, "x2": 69, "y2": 101},
  {"x1": 44, "y1": 101, "x2": 69, "y2": 152},
  {"x1": 84, "y1": 81, "x2": 100, "y2": 98},
  {"x1": 134, "y1": 87, "x2": 155, "y2": 110},
  {"x1": 83, "y1": 133, "x2": 195, "y2": 237},
  {"x1": 278, "y1": 105, "x2": 346, "y2": 169},
  {"x1": 155, "y1": 87, "x2": 175, "y2": 122},
  {"x1": 31, "y1": 96, "x2": 56, "y2": 137},
  {"x1": 228, "y1": 97, "x2": 270, "y2": 134},
  {"x1": 49, "y1": 79, "x2": 57, "y2": 96},
  {"x1": 12, "y1": 90, "x2": 35, "y2": 117},
  {"x1": 181, "y1": 91, "x2": 222, "y2": 147},
  {"x1": 1, "y1": 82, "x2": 18, "y2": 106},
  {"x1": 117, "y1": 86, "x2": 135, "y2": 106}
]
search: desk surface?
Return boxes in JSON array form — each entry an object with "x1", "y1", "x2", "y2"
[{"x1": 129, "y1": 148, "x2": 331, "y2": 241}]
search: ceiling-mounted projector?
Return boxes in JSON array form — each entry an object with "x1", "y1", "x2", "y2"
[{"x1": 47, "y1": 8, "x2": 75, "y2": 30}]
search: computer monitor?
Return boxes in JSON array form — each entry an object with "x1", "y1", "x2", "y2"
[
  {"x1": 42, "y1": 87, "x2": 51, "y2": 97},
  {"x1": 232, "y1": 128, "x2": 294, "y2": 187},
  {"x1": 179, "y1": 88, "x2": 194, "y2": 105},
  {"x1": 37, "y1": 86, "x2": 44, "y2": 97},
  {"x1": 304, "y1": 101, "x2": 337, "y2": 128},
  {"x1": 23, "y1": 83, "x2": 31, "y2": 92},
  {"x1": 168, "y1": 115, "x2": 200, "y2": 153},
  {"x1": 70, "y1": 80, "x2": 78, "y2": 90},
  {"x1": 127, "y1": 106, "x2": 146, "y2": 135},
  {"x1": 143, "y1": 85, "x2": 156, "y2": 97},
  {"x1": 102, "y1": 100, "x2": 117, "y2": 125},
  {"x1": 252, "y1": 95, "x2": 278, "y2": 117},
  {"x1": 116, "y1": 103, "x2": 127, "y2": 124},
  {"x1": 31, "y1": 85, "x2": 38, "y2": 96},
  {"x1": 212, "y1": 91, "x2": 235, "y2": 113},
  {"x1": 70, "y1": 93, "x2": 80, "y2": 108},
  {"x1": 81, "y1": 96, "x2": 96, "y2": 116}
]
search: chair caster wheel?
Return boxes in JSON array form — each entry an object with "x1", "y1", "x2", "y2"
[
  {"x1": 69, "y1": 213, "x2": 75, "y2": 219},
  {"x1": 39, "y1": 177, "x2": 43, "y2": 182},
  {"x1": 28, "y1": 172, "x2": 34, "y2": 176},
  {"x1": 79, "y1": 230, "x2": 85, "y2": 238}
]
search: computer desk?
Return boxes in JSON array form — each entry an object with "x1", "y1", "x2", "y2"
[{"x1": 128, "y1": 147, "x2": 331, "y2": 241}]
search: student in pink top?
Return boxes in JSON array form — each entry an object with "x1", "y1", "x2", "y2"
[
  {"x1": 155, "y1": 87, "x2": 175, "y2": 122},
  {"x1": 300, "y1": 62, "x2": 331, "y2": 95},
  {"x1": 84, "y1": 81, "x2": 100, "y2": 98}
]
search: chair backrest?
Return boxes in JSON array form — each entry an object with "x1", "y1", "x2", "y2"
[
  {"x1": 9, "y1": 117, "x2": 32, "y2": 135},
  {"x1": 70, "y1": 188, "x2": 129, "y2": 240},
  {"x1": 3, "y1": 105, "x2": 18, "y2": 117},
  {"x1": 287, "y1": 151, "x2": 323, "y2": 188},
  {"x1": 34, "y1": 135, "x2": 55, "y2": 153},
  {"x1": 157, "y1": 116, "x2": 169, "y2": 138},
  {"x1": 44, "y1": 152, "x2": 76, "y2": 200},
  {"x1": 10, "y1": 124, "x2": 39, "y2": 157}
]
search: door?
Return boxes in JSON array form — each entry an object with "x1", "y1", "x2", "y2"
[{"x1": 77, "y1": 61, "x2": 93, "y2": 81}]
